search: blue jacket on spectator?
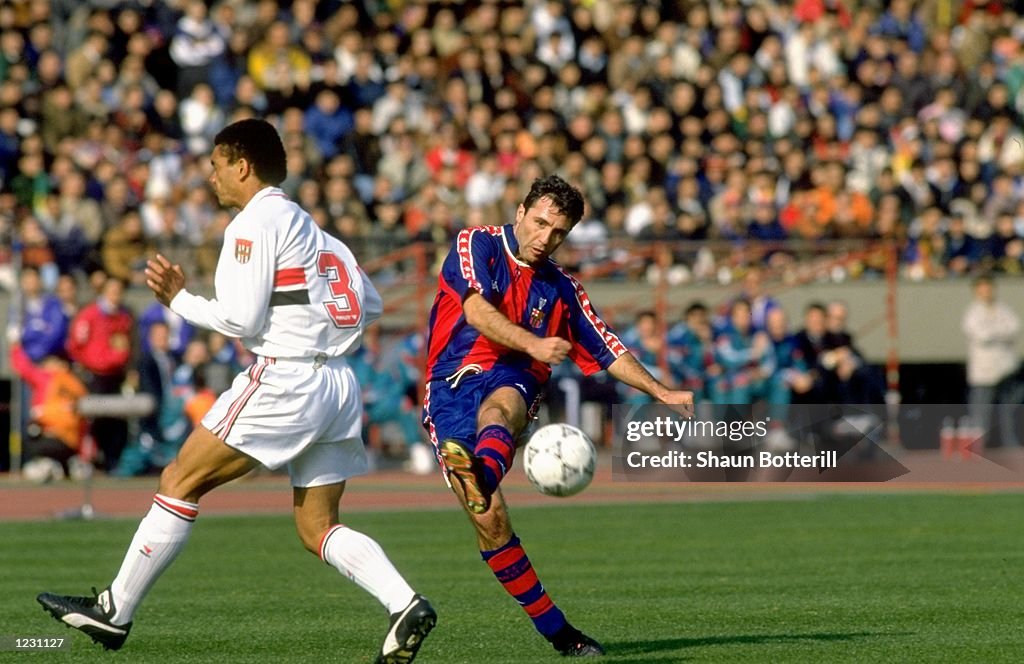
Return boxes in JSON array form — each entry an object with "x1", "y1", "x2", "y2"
[
  {"x1": 304, "y1": 104, "x2": 354, "y2": 160},
  {"x1": 139, "y1": 302, "x2": 196, "y2": 359},
  {"x1": 18, "y1": 294, "x2": 69, "y2": 362}
]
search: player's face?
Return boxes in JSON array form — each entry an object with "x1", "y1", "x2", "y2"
[
  {"x1": 209, "y1": 145, "x2": 243, "y2": 208},
  {"x1": 513, "y1": 196, "x2": 574, "y2": 265}
]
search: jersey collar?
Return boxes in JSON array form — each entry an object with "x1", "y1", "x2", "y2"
[
  {"x1": 501, "y1": 224, "x2": 534, "y2": 269},
  {"x1": 243, "y1": 186, "x2": 287, "y2": 212}
]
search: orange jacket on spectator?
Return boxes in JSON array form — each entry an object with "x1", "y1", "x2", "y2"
[
  {"x1": 184, "y1": 388, "x2": 217, "y2": 427},
  {"x1": 66, "y1": 302, "x2": 134, "y2": 376},
  {"x1": 10, "y1": 344, "x2": 88, "y2": 450},
  {"x1": 809, "y1": 186, "x2": 874, "y2": 231}
]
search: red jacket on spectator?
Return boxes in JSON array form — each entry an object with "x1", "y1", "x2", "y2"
[
  {"x1": 793, "y1": 0, "x2": 852, "y2": 28},
  {"x1": 424, "y1": 146, "x2": 475, "y2": 187},
  {"x1": 66, "y1": 301, "x2": 134, "y2": 376}
]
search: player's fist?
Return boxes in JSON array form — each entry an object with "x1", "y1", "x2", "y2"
[
  {"x1": 659, "y1": 389, "x2": 695, "y2": 417},
  {"x1": 528, "y1": 336, "x2": 572, "y2": 365}
]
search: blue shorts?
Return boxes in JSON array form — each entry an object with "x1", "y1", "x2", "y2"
[{"x1": 422, "y1": 365, "x2": 542, "y2": 450}]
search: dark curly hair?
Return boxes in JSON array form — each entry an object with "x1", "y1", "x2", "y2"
[
  {"x1": 213, "y1": 119, "x2": 287, "y2": 186},
  {"x1": 522, "y1": 175, "x2": 585, "y2": 225}
]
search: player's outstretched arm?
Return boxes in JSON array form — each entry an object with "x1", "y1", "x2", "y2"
[
  {"x1": 463, "y1": 291, "x2": 571, "y2": 365},
  {"x1": 608, "y1": 352, "x2": 694, "y2": 409}
]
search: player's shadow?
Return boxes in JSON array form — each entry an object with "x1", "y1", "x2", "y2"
[{"x1": 606, "y1": 631, "x2": 908, "y2": 658}]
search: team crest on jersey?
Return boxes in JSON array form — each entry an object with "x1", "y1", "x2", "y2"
[
  {"x1": 530, "y1": 297, "x2": 547, "y2": 328},
  {"x1": 529, "y1": 307, "x2": 545, "y2": 328},
  {"x1": 234, "y1": 238, "x2": 253, "y2": 263}
]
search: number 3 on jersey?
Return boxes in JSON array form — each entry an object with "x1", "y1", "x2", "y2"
[{"x1": 316, "y1": 250, "x2": 362, "y2": 328}]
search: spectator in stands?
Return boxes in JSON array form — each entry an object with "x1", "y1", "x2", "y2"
[
  {"x1": 304, "y1": 89, "x2": 352, "y2": 161},
  {"x1": 12, "y1": 265, "x2": 68, "y2": 363},
  {"x1": 821, "y1": 300, "x2": 884, "y2": 403},
  {"x1": 64, "y1": 31, "x2": 108, "y2": 91},
  {"x1": 986, "y1": 212, "x2": 1024, "y2": 274},
  {"x1": 115, "y1": 321, "x2": 175, "y2": 477},
  {"x1": 179, "y1": 82, "x2": 224, "y2": 156},
  {"x1": 36, "y1": 171, "x2": 102, "y2": 274},
  {"x1": 55, "y1": 274, "x2": 80, "y2": 321},
  {"x1": 168, "y1": 0, "x2": 226, "y2": 98},
  {"x1": 713, "y1": 267, "x2": 782, "y2": 335},
  {"x1": 247, "y1": 19, "x2": 311, "y2": 109},
  {"x1": 101, "y1": 210, "x2": 152, "y2": 286},
  {"x1": 138, "y1": 301, "x2": 195, "y2": 360},
  {"x1": 10, "y1": 152, "x2": 49, "y2": 210},
  {"x1": 765, "y1": 307, "x2": 814, "y2": 402},
  {"x1": 793, "y1": 302, "x2": 829, "y2": 403},
  {"x1": 668, "y1": 301, "x2": 719, "y2": 402},
  {"x1": 618, "y1": 310, "x2": 668, "y2": 406},
  {"x1": 66, "y1": 275, "x2": 134, "y2": 471},
  {"x1": 711, "y1": 299, "x2": 778, "y2": 405},
  {"x1": 8, "y1": 330, "x2": 88, "y2": 482},
  {"x1": 962, "y1": 275, "x2": 1021, "y2": 448},
  {"x1": 6, "y1": 0, "x2": 1024, "y2": 431},
  {"x1": 202, "y1": 331, "x2": 241, "y2": 395},
  {"x1": 942, "y1": 212, "x2": 982, "y2": 275}
]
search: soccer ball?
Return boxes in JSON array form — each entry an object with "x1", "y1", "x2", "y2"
[{"x1": 523, "y1": 424, "x2": 597, "y2": 497}]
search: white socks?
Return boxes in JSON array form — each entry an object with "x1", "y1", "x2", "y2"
[
  {"x1": 319, "y1": 525, "x2": 415, "y2": 614},
  {"x1": 109, "y1": 494, "x2": 197, "y2": 625},
  {"x1": 106, "y1": 500, "x2": 413, "y2": 624}
]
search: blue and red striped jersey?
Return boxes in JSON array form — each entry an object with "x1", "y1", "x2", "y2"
[{"x1": 424, "y1": 224, "x2": 627, "y2": 385}]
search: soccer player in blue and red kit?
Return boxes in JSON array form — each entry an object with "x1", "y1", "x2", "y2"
[{"x1": 422, "y1": 175, "x2": 694, "y2": 657}]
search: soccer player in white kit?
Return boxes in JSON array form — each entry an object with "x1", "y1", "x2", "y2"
[{"x1": 38, "y1": 119, "x2": 436, "y2": 664}]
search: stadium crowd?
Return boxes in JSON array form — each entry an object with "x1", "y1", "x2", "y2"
[
  {"x1": 1, "y1": 0, "x2": 1024, "y2": 287},
  {"x1": 3, "y1": 0, "x2": 1024, "y2": 475}
]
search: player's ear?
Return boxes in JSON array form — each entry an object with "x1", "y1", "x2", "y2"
[
  {"x1": 237, "y1": 157, "x2": 254, "y2": 181},
  {"x1": 515, "y1": 204, "x2": 525, "y2": 224}
]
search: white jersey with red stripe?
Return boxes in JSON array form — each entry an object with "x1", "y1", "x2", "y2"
[{"x1": 170, "y1": 186, "x2": 381, "y2": 359}]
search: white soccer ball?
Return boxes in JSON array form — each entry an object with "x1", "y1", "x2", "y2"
[{"x1": 523, "y1": 423, "x2": 597, "y2": 497}]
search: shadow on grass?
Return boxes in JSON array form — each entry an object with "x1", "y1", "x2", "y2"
[{"x1": 607, "y1": 631, "x2": 910, "y2": 657}]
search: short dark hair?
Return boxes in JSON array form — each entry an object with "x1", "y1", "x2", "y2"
[
  {"x1": 684, "y1": 301, "x2": 708, "y2": 317},
  {"x1": 522, "y1": 175, "x2": 585, "y2": 225},
  {"x1": 213, "y1": 119, "x2": 287, "y2": 186},
  {"x1": 805, "y1": 301, "x2": 827, "y2": 315}
]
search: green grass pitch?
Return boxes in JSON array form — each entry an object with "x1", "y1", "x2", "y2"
[{"x1": 2, "y1": 493, "x2": 1022, "y2": 663}]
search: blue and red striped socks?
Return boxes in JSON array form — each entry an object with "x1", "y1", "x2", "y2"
[
  {"x1": 476, "y1": 424, "x2": 516, "y2": 493},
  {"x1": 481, "y1": 534, "x2": 566, "y2": 638}
]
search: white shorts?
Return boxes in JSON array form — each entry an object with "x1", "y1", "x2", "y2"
[{"x1": 201, "y1": 355, "x2": 369, "y2": 488}]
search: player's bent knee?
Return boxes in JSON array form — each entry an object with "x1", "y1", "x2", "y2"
[
  {"x1": 295, "y1": 513, "x2": 337, "y2": 555},
  {"x1": 296, "y1": 523, "x2": 325, "y2": 555},
  {"x1": 157, "y1": 461, "x2": 186, "y2": 498}
]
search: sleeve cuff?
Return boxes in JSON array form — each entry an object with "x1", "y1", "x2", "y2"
[{"x1": 168, "y1": 290, "x2": 192, "y2": 316}]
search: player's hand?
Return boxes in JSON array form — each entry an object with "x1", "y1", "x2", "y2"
[
  {"x1": 145, "y1": 254, "x2": 187, "y2": 307},
  {"x1": 528, "y1": 336, "x2": 572, "y2": 365},
  {"x1": 658, "y1": 389, "x2": 695, "y2": 417}
]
